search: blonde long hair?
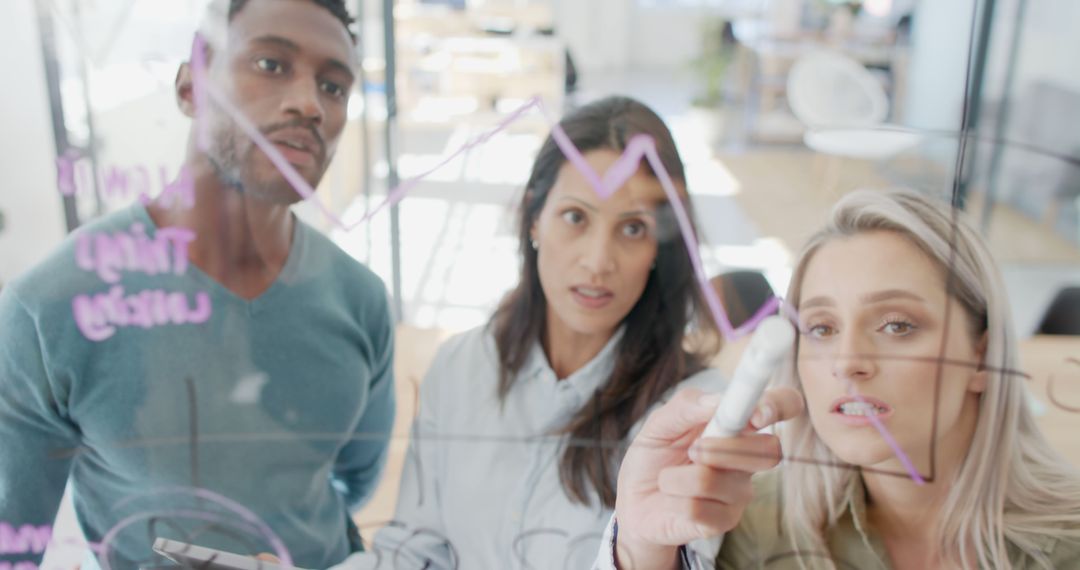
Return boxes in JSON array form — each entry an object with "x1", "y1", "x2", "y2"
[{"x1": 777, "y1": 188, "x2": 1080, "y2": 569}]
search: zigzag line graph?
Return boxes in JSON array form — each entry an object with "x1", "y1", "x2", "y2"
[{"x1": 188, "y1": 34, "x2": 925, "y2": 484}]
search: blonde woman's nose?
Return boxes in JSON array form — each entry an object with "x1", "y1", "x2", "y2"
[{"x1": 832, "y1": 332, "x2": 878, "y2": 382}]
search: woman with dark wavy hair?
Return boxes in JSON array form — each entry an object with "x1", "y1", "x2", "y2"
[{"x1": 329, "y1": 95, "x2": 727, "y2": 569}]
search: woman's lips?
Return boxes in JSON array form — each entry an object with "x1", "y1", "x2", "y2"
[
  {"x1": 829, "y1": 395, "x2": 894, "y2": 426},
  {"x1": 571, "y1": 286, "x2": 614, "y2": 309}
]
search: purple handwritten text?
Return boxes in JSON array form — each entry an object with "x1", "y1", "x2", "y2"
[
  {"x1": 0, "y1": 523, "x2": 51, "y2": 556},
  {"x1": 75, "y1": 224, "x2": 196, "y2": 284},
  {"x1": 0, "y1": 563, "x2": 38, "y2": 570},
  {"x1": 56, "y1": 152, "x2": 194, "y2": 209},
  {"x1": 72, "y1": 286, "x2": 212, "y2": 342}
]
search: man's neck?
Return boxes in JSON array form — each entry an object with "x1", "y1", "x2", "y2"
[{"x1": 147, "y1": 161, "x2": 295, "y2": 299}]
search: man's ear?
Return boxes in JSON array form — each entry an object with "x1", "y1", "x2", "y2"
[
  {"x1": 969, "y1": 331, "x2": 990, "y2": 394},
  {"x1": 176, "y1": 63, "x2": 195, "y2": 118},
  {"x1": 176, "y1": 40, "x2": 214, "y2": 118}
]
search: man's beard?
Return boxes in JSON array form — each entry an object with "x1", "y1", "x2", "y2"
[{"x1": 205, "y1": 121, "x2": 325, "y2": 205}]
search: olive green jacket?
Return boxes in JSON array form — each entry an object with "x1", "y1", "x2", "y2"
[{"x1": 716, "y1": 470, "x2": 1080, "y2": 570}]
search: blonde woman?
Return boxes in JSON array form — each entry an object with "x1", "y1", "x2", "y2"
[{"x1": 604, "y1": 189, "x2": 1080, "y2": 569}]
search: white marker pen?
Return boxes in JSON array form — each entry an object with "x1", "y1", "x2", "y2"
[
  {"x1": 689, "y1": 315, "x2": 796, "y2": 563},
  {"x1": 702, "y1": 315, "x2": 796, "y2": 438}
]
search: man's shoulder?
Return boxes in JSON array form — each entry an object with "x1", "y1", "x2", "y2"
[
  {"x1": 5, "y1": 206, "x2": 141, "y2": 312},
  {"x1": 295, "y1": 219, "x2": 386, "y2": 293}
]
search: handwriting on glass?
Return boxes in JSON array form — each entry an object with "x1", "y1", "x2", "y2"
[
  {"x1": 0, "y1": 523, "x2": 51, "y2": 563},
  {"x1": 75, "y1": 224, "x2": 195, "y2": 283},
  {"x1": 56, "y1": 152, "x2": 195, "y2": 210},
  {"x1": 73, "y1": 285, "x2": 212, "y2": 341},
  {"x1": 71, "y1": 224, "x2": 211, "y2": 342}
]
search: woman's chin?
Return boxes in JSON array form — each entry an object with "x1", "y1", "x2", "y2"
[{"x1": 826, "y1": 440, "x2": 902, "y2": 470}]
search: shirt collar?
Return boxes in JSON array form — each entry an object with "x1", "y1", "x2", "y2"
[
  {"x1": 523, "y1": 326, "x2": 626, "y2": 401},
  {"x1": 843, "y1": 473, "x2": 890, "y2": 568},
  {"x1": 837, "y1": 473, "x2": 1048, "y2": 569}
]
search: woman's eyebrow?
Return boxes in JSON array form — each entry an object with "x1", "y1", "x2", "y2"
[
  {"x1": 618, "y1": 209, "x2": 656, "y2": 219},
  {"x1": 860, "y1": 289, "x2": 927, "y2": 304},
  {"x1": 557, "y1": 196, "x2": 657, "y2": 219},
  {"x1": 801, "y1": 290, "x2": 926, "y2": 311},
  {"x1": 558, "y1": 196, "x2": 598, "y2": 212},
  {"x1": 800, "y1": 296, "x2": 834, "y2": 310}
]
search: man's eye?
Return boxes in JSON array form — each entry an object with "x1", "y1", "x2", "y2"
[
  {"x1": 255, "y1": 58, "x2": 285, "y2": 74},
  {"x1": 320, "y1": 80, "x2": 346, "y2": 98}
]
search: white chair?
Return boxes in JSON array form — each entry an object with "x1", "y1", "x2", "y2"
[{"x1": 787, "y1": 50, "x2": 920, "y2": 193}]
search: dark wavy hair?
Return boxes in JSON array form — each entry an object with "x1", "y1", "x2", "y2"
[
  {"x1": 489, "y1": 96, "x2": 719, "y2": 508},
  {"x1": 229, "y1": 0, "x2": 357, "y2": 42}
]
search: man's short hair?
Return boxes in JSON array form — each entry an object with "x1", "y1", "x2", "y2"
[{"x1": 202, "y1": 0, "x2": 357, "y2": 46}]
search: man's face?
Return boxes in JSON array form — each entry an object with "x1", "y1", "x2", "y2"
[{"x1": 200, "y1": 0, "x2": 355, "y2": 203}]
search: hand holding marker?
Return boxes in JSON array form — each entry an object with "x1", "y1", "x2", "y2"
[
  {"x1": 690, "y1": 315, "x2": 796, "y2": 560},
  {"x1": 703, "y1": 316, "x2": 797, "y2": 438}
]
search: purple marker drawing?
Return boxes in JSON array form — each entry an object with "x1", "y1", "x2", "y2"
[
  {"x1": 100, "y1": 487, "x2": 294, "y2": 570},
  {"x1": 190, "y1": 44, "x2": 928, "y2": 482},
  {"x1": 0, "y1": 522, "x2": 96, "y2": 566},
  {"x1": 127, "y1": 165, "x2": 152, "y2": 202},
  {"x1": 0, "y1": 562, "x2": 38, "y2": 570},
  {"x1": 0, "y1": 523, "x2": 52, "y2": 557},
  {"x1": 846, "y1": 382, "x2": 926, "y2": 485},
  {"x1": 55, "y1": 155, "x2": 194, "y2": 209},
  {"x1": 554, "y1": 130, "x2": 743, "y2": 340},
  {"x1": 157, "y1": 165, "x2": 196, "y2": 209},
  {"x1": 56, "y1": 151, "x2": 79, "y2": 196},
  {"x1": 72, "y1": 287, "x2": 212, "y2": 342},
  {"x1": 102, "y1": 165, "x2": 131, "y2": 201},
  {"x1": 74, "y1": 224, "x2": 196, "y2": 284},
  {"x1": 201, "y1": 78, "x2": 766, "y2": 341}
]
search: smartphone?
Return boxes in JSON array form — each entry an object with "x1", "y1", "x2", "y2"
[{"x1": 152, "y1": 538, "x2": 298, "y2": 570}]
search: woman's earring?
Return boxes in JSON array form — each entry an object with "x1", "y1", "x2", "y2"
[{"x1": 531, "y1": 239, "x2": 539, "y2": 251}]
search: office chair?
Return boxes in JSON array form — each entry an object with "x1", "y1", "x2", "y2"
[{"x1": 1036, "y1": 286, "x2": 1080, "y2": 335}]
